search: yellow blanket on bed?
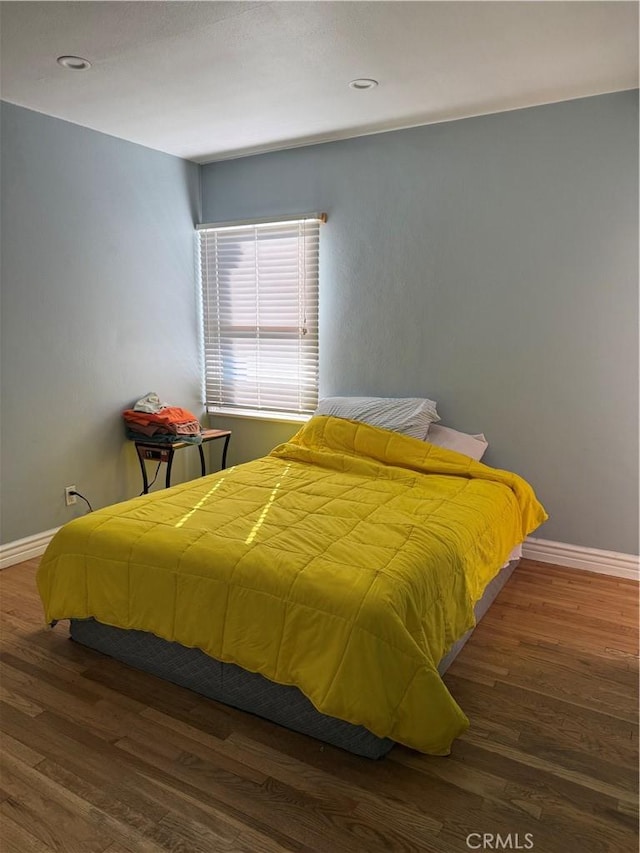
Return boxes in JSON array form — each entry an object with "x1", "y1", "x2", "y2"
[{"x1": 37, "y1": 416, "x2": 547, "y2": 754}]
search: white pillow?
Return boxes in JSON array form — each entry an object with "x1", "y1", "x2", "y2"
[
  {"x1": 425, "y1": 424, "x2": 489, "y2": 461},
  {"x1": 314, "y1": 396, "x2": 439, "y2": 440}
]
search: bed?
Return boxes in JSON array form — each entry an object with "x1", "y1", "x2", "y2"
[{"x1": 37, "y1": 414, "x2": 547, "y2": 757}]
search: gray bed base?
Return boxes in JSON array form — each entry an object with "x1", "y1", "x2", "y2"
[{"x1": 70, "y1": 559, "x2": 518, "y2": 759}]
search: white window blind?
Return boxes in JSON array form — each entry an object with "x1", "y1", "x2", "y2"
[{"x1": 198, "y1": 216, "x2": 321, "y2": 419}]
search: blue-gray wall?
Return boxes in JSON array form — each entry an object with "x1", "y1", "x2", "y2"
[
  {"x1": 202, "y1": 92, "x2": 639, "y2": 554},
  {"x1": 1, "y1": 102, "x2": 203, "y2": 542},
  {"x1": 2, "y1": 93, "x2": 637, "y2": 554}
]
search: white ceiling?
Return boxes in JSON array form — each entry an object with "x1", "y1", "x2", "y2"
[{"x1": 1, "y1": 1, "x2": 637, "y2": 163}]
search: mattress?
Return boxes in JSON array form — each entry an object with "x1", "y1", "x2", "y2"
[{"x1": 69, "y1": 558, "x2": 519, "y2": 759}]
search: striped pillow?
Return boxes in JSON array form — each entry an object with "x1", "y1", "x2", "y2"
[{"x1": 314, "y1": 396, "x2": 439, "y2": 440}]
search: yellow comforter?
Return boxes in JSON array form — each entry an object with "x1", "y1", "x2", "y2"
[{"x1": 37, "y1": 416, "x2": 547, "y2": 754}]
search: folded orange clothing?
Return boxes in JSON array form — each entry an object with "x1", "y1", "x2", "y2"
[{"x1": 123, "y1": 407, "x2": 200, "y2": 427}]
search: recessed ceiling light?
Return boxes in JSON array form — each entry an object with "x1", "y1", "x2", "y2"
[
  {"x1": 57, "y1": 55, "x2": 92, "y2": 71},
  {"x1": 349, "y1": 78, "x2": 378, "y2": 91}
]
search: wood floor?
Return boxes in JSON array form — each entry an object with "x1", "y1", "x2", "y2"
[{"x1": 1, "y1": 558, "x2": 637, "y2": 853}]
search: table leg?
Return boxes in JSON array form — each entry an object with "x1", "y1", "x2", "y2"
[
  {"x1": 198, "y1": 443, "x2": 206, "y2": 477},
  {"x1": 221, "y1": 433, "x2": 231, "y2": 470},
  {"x1": 165, "y1": 448, "x2": 176, "y2": 489},
  {"x1": 136, "y1": 446, "x2": 150, "y2": 495}
]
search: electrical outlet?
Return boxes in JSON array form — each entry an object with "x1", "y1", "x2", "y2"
[{"x1": 65, "y1": 485, "x2": 77, "y2": 506}]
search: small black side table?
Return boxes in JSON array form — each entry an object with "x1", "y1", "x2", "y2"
[{"x1": 134, "y1": 428, "x2": 231, "y2": 494}]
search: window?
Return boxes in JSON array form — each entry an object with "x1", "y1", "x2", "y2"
[{"x1": 197, "y1": 214, "x2": 322, "y2": 420}]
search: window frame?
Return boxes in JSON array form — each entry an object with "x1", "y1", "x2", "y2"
[{"x1": 197, "y1": 213, "x2": 324, "y2": 422}]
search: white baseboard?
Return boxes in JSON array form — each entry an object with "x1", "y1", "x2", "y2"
[
  {"x1": 1, "y1": 527, "x2": 638, "y2": 581},
  {"x1": 523, "y1": 536, "x2": 639, "y2": 581},
  {"x1": 0, "y1": 527, "x2": 60, "y2": 570}
]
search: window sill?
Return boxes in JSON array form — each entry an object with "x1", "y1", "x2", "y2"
[{"x1": 206, "y1": 407, "x2": 312, "y2": 425}]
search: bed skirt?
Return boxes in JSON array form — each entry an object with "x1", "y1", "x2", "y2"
[{"x1": 70, "y1": 559, "x2": 519, "y2": 759}]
